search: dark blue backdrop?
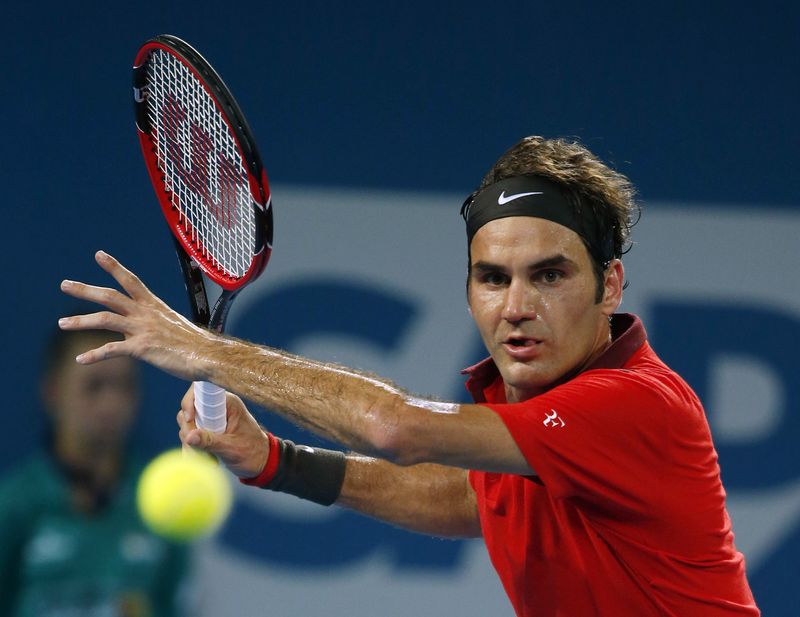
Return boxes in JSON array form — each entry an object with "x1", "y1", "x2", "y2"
[{"x1": 2, "y1": 2, "x2": 797, "y2": 614}]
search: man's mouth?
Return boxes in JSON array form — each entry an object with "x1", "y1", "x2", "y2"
[
  {"x1": 502, "y1": 337, "x2": 543, "y2": 359},
  {"x1": 505, "y1": 336, "x2": 540, "y2": 347}
]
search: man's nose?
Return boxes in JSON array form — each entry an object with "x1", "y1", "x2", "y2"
[{"x1": 501, "y1": 280, "x2": 537, "y2": 324}]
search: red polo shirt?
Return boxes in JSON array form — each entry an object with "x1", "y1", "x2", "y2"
[{"x1": 467, "y1": 314, "x2": 759, "y2": 616}]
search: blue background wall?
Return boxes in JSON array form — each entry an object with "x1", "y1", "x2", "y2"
[{"x1": 2, "y1": 2, "x2": 797, "y2": 614}]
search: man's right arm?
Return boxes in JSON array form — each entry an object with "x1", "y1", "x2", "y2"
[
  {"x1": 177, "y1": 393, "x2": 481, "y2": 539},
  {"x1": 338, "y1": 456, "x2": 481, "y2": 538}
]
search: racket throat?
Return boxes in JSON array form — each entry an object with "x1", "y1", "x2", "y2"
[
  {"x1": 209, "y1": 289, "x2": 239, "y2": 332},
  {"x1": 175, "y1": 240, "x2": 211, "y2": 325}
]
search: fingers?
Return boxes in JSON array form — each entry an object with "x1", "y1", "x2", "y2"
[
  {"x1": 186, "y1": 428, "x2": 214, "y2": 449},
  {"x1": 59, "y1": 252, "x2": 154, "y2": 311},
  {"x1": 181, "y1": 386, "x2": 196, "y2": 424},
  {"x1": 175, "y1": 397, "x2": 269, "y2": 478},
  {"x1": 73, "y1": 341, "x2": 130, "y2": 364},
  {"x1": 177, "y1": 408, "x2": 194, "y2": 439},
  {"x1": 177, "y1": 408, "x2": 211, "y2": 450},
  {"x1": 58, "y1": 310, "x2": 130, "y2": 334},
  {"x1": 60, "y1": 280, "x2": 134, "y2": 315},
  {"x1": 177, "y1": 403, "x2": 219, "y2": 453},
  {"x1": 94, "y1": 251, "x2": 152, "y2": 301},
  {"x1": 58, "y1": 307, "x2": 133, "y2": 362}
]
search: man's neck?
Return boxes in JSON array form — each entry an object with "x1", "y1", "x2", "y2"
[{"x1": 54, "y1": 434, "x2": 122, "y2": 485}]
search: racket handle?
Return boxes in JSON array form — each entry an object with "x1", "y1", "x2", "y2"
[{"x1": 193, "y1": 381, "x2": 227, "y2": 433}]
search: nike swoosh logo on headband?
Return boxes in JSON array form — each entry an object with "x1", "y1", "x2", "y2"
[{"x1": 497, "y1": 190, "x2": 543, "y2": 205}]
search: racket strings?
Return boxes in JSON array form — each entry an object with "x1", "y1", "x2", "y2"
[{"x1": 144, "y1": 49, "x2": 257, "y2": 279}]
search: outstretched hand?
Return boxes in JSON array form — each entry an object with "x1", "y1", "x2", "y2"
[
  {"x1": 178, "y1": 388, "x2": 269, "y2": 478},
  {"x1": 59, "y1": 251, "x2": 215, "y2": 381}
]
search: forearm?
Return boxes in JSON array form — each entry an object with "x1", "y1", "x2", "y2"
[
  {"x1": 200, "y1": 335, "x2": 418, "y2": 459},
  {"x1": 241, "y1": 439, "x2": 481, "y2": 537},
  {"x1": 198, "y1": 335, "x2": 531, "y2": 475},
  {"x1": 336, "y1": 455, "x2": 481, "y2": 538},
  {"x1": 59, "y1": 254, "x2": 530, "y2": 475}
]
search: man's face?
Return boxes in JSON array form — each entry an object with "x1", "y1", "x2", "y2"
[
  {"x1": 45, "y1": 342, "x2": 140, "y2": 451},
  {"x1": 467, "y1": 216, "x2": 621, "y2": 402}
]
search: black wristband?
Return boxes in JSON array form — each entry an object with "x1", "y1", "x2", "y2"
[{"x1": 263, "y1": 439, "x2": 347, "y2": 506}]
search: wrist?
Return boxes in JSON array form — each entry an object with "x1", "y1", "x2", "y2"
[
  {"x1": 241, "y1": 432, "x2": 280, "y2": 486},
  {"x1": 239, "y1": 434, "x2": 346, "y2": 506},
  {"x1": 193, "y1": 328, "x2": 231, "y2": 382}
]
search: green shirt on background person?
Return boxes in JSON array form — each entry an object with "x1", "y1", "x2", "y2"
[{"x1": 0, "y1": 450, "x2": 190, "y2": 617}]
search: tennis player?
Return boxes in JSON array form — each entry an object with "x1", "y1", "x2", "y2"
[{"x1": 60, "y1": 136, "x2": 759, "y2": 615}]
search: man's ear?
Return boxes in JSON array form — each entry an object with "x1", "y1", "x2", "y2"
[{"x1": 601, "y1": 259, "x2": 625, "y2": 316}]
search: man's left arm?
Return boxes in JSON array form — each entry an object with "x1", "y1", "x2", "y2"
[{"x1": 60, "y1": 252, "x2": 533, "y2": 476}]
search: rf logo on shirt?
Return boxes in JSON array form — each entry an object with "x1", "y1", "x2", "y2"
[{"x1": 543, "y1": 409, "x2": 566, "y2": 428}]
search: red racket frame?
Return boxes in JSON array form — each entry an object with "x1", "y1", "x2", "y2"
[{"x1": 133, "y1": 35, "x2": 272, "y2": 293}]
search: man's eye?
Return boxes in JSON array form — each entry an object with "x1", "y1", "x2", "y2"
[
  {"x1": 483, "y1": 272, "x2": 507, "y2": 286},
  {"x1": 540, "y1": 270, "x2": 563, "y2": 283}
]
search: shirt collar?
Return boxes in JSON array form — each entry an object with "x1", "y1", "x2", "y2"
[{"x1": 462, "y1": 313, "x2": 647, "y2": 402}]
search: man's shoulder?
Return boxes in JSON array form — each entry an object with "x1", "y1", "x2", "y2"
[{"x1": 564, "y1": 343, "x2": 703, "y2": 421}]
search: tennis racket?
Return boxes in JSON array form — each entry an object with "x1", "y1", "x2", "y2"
[{"x1": 132, "y1": 34, "x2": 273, "y2": 433}]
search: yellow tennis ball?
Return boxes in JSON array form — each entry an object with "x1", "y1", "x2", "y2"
[{"x1": 137, "y1": 448, "x2": 232, "y2": 542}]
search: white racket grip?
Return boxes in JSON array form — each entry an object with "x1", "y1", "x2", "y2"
[{"x1": 193, "y1": 381, "x2": 227, "y2": 433}]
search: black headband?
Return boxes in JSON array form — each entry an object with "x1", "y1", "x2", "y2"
[{"x1": 460, "y1": 175, "x2": 615, "y2": 265}]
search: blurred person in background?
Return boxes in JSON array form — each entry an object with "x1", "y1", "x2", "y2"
[{"x1": 0, "y1": 319, "x2": 191, "y2": 617}]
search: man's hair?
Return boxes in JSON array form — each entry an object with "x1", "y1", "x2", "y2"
[{"x1": 467, "y1": 135, "x2": 640, "y2": 301}]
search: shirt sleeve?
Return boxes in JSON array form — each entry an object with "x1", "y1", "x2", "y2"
[{"x1": 484, "y1": 368, "x2": 698, "y2": 521}]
